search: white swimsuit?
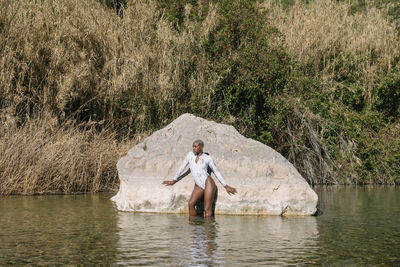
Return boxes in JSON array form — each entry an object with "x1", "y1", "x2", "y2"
[{"x1": 173, "y1": 152, "x2": 227, "y2": 189}]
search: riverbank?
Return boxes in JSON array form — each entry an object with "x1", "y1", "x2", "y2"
[{"x1": 0, "y1": 0, "x2": 399, "y2": 194}]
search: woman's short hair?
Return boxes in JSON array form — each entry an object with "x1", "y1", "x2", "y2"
[{"x1": 193, "y1": 139, "x2": 204, "y2": 147}]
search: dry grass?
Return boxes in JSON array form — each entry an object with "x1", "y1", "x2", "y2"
[
  {"x1": 0, "y1": 0, "x2": 218, "y2": 131},
  {"x1": 0, "y1": 0, "x2": 219, "y2": 194},
  {"x1": 264, "y1": 0, "x2": 400, "y2": 105},
  {"x1": 0, "y1": 117, "x2": 139, "y2": 195}
]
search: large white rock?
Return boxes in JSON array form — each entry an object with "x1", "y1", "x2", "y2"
[{"x1": 111, "y1": 113, "x2": 318, "y2": 215}]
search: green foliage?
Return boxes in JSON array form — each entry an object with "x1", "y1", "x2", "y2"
[
  {"x1": 374, "y1": 68, "x2": 400, "y2": 121},
  {"x1": 154, "y1": 0, "x2": 214, "y2": 30},
  {"x1": 203, "y1": 0, "x2": 290, "y2": 144}
]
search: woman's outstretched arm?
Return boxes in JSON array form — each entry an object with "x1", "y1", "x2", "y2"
[
  {"x1": 162, "y1": 153, "x2": 190, "y2": 186},
  {"x1": 208, "y1": 157, "x2": 237, "y2": 195}
]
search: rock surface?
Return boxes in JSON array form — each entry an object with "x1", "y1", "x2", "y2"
[{"x1": 111, "y1": 113, "x2": 318, "y2": 215}]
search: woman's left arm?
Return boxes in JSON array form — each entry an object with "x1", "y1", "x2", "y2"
[
  {"x1": 208, "y1": 157, "x2": 227, "y2": 187},
  {"x1": 209, "y1": 157, "x2": 237, "y2": 195}
]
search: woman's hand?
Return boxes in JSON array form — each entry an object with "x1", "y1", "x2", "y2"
[
  {"x1": 162, "y1": 180, "x2": 176, "y2": 186},
  {"x1": 224, "y1": 185, "x2": 237, "y2": 195}
]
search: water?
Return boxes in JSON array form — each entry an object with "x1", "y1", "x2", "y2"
[{"x1": 0, "y1": 187, "x2": 399, "y2": 266}]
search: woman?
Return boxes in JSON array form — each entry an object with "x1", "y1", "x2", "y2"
[{"x1": 162, "y1": 140, "x2": 237, "y2": 217}]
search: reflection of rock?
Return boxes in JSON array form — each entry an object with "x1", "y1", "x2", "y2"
[
  {"x1": 219, "y1": 216, "x2": 319, "y2": 265},
  {"x1": 111, "y1": 113, "x2": 318, "y2": 215},
  {"x1": 114, "y1": 213, "x2": 319, "y2": 266}
]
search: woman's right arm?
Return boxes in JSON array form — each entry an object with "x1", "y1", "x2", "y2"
[{"x1": 162, "y1": 153, "x2": 190, "y2": 186}]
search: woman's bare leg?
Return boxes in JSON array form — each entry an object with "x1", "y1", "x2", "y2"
[
  {"x1": 204, "y1": 177, "x2": 216, "y2": 217},
  {"x1": 188, "y1": 185, "x2": 204, "y2": 216}
]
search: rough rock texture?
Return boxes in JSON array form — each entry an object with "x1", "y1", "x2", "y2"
[{"x1": 111, "y1": 114, "x2": 318, "y2": 215}]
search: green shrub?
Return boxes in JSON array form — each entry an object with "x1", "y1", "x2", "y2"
[
  {"x1": 203, "y1": 0, "x2": 290, "y2": 142},
  {"x1": 374, "y1": 69, "x2": 400, "y2": 121}
]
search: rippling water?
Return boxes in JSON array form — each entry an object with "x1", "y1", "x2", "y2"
[{"x1": 0, "y1": 187, "x2": 399, "y2": 266}]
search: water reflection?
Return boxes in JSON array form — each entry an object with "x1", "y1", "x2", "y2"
[
  {"x1": 115, "y1": 212, "x2": 182, "y2": 265},
  {"x1": 219, "y1": 216, "x2": 319, "y2": 266},
  {"x1": 0, "y1": 194, "x2": 119, "y2": 265},
  {"x1": 188, "y1": 217, "x2": 223, "y2": 266},
  {"x1": 2, "y1": 188, "x2": 398, "y2": 266},
  {"x1": 115, "y1": 212, "x2": 318, "y2": 266},
  {"x1": 313, "y1": 186, "x2": 400, "y2": 266}
]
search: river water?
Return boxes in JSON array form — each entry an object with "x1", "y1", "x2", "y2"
[{"x1": 0, "y1": 187, "x2": 399, "y2": 266}]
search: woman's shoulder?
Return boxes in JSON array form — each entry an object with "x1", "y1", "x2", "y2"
[
  {"x1": 202, "y1": 152, "x2": 212, "y2": 159},
  {"x1": 186, "y1": 151, "x2": 195, "y2": 158}
]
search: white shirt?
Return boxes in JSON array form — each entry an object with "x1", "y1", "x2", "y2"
[{"x1": 173, "y1": 152, "x2": 227, "y2": 189}]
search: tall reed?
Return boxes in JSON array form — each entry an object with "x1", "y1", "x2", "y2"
[
  {"x1": 265, "y1": 0, "x2": 400, "y2": 106},
  {"x1": 0, "y1": 117, "x2": 136, "y2": 195},
  {"x1": 0, "y1": 0, "x2": 218, "y2": 132},
  {"x1": 0, "y1": 0, "x2": 219, "y2": 194}
]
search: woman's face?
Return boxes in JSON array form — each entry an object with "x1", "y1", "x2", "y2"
[{"x1": 192, "y1": 143, "x2": 203, "y2": 155}]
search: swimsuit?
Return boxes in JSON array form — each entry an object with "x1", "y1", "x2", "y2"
[{"x1": 173, "y1": 152, "x2": 227, "y2": 189}]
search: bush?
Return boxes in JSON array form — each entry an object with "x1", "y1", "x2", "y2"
[
  {"x1": 374, "y1": 68, "x2": 400, "y2": 121},
  {"x1": 203, "y1": 0, "x2": 290, "y2": 143}
]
